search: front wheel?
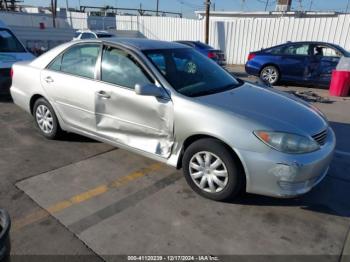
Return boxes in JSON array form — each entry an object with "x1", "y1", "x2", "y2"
[
  {"x1": 260, "y1": 65, "x2": 280, "y2": 85},
  {"x1": 182, "y1": 139, "x2": 244, "y2": 201}
]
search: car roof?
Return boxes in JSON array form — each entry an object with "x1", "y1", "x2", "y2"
[
  {"x1": 76, "y1": 30, "x2": 111, "y2": 34},
  {"x1": 282, "y1": 41, "x2": 340, "y2": 46},
  {"x1": 102, "y1": 38, "x2": 186, "y2": 50}
]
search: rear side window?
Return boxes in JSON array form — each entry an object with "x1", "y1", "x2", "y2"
[
  {"x1": 194, "y1": 42, "x2": 213, "y2": 49},
  {"x1": 101, "y1": 46, "x2": 152, "y2": 89},
  {"x1": 284, "y1": 44, "x2": 310, "y2": 55},
  {"x1": 265, "y1": 46, "x2": 284, "y2": 55},
  {"x1": 48, "y1": 44, "x2": 100, "y2": 79},
  {"x1": 0, "y1": 29, "x2": 26, "y2": 53}
]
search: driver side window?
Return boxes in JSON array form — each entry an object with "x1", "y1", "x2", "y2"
[
  {"x1": 101, "y1": 46, "x2": 153, "y2": 89},
  {"x1": 284, "y1": 44, "x2": 310, "y2": 56}
]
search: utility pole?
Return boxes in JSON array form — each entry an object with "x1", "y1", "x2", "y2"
[
  {"x1": 264, "y1": 0, "x2": 269, "y2": 11},
  {"x1": 309, "y1": 0, "x2": 313, "y2": 11},
  {"x1": 204, "y1": 0, "x2": 210, "y2": 44},
  {"x1": 156, "y1": 0, "x2": 159, "y2": 16},
  {"x1": 51, "y1": 0, "x2": 57, "y2": 28}
]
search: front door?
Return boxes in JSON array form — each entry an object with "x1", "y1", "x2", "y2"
[
  {"x1": 41, "y1": 43, "x2": 101, "y2": 133},
  {"x1": 280, "y1": 43, "x2": 311, "y2": 82},
  {"x1": 94, "y1": 45, "x2": 174, "y2": 158},
  {"x1": 309, "y1": 44, "x2": 341, "y2": 85}
]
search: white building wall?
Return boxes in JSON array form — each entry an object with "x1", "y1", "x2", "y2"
[
  {"x1": 1, "y1": 11, "x2": 350, "y2": 64},
  {"x1": 117, "y1": 14, "x2": 350, "y2": 64}
]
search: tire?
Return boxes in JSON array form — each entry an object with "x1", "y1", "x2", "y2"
[
  {"x1": 260, "y1": 65, "x2": 280, "y2": 85},
  {"x1": 182, "y1": 138, "x2": 244, "y2": 201},
  {"x1": 33, "y1": 97, "x2": 62, "y2": 139}
]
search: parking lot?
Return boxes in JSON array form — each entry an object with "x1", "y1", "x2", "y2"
[{"x1": 0, "y1": 66, "x2": 349, "y2": 261}]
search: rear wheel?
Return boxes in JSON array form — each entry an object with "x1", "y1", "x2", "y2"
[
  {"x1": 33, "y1": 98, "x2": 62, "y2": 139},
  {"x1": 260, "y1": 65, "x2": 280, "y2": 85},
  {"x1": 182, "y1": 138, "x2": 244, "y2": 201}
]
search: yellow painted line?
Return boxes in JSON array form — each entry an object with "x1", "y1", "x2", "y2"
[{"x1": 13, "y1": 163, "x2": 164, "y2": 231}]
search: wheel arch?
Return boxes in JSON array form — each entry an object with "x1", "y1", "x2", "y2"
[
  {"x1": 29, "y1": 94, "x2": 45, "y2": 115},
  {"x1": 177, "y1": 134, "x2": 247, "y2": 189},
  {"x1": 259, "y1": 63, "x2": 281, "y2": 76}
]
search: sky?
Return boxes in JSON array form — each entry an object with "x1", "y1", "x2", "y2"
[{"x1": 22, "y1": 0, "x2": 350, "y2": 17}]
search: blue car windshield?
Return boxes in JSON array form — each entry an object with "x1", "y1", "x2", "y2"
[
  {"x1": 334, "y1": 44, "x2": 350, "y2": 57},
  {"x1": 144, "y1": 48, "x2": 240, "y2": 97}
]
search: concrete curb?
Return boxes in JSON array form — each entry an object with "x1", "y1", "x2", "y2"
[{"x1": 341, "y1": 226, "x2": 350, "y2": 262}]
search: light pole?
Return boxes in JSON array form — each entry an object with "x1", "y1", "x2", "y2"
[
  {"x1": 264, "y1": 0, "x2": 269, "y2": 11},
  {"x1": 156, "y1": 0, "x2": 159, "y2": 16},
  {"x1": 204, "y1": 0, "x2": 210, "y2": 44}
]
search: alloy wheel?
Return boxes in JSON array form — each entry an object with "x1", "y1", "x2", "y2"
[
  {"x1": 35, "y1": 104, "x2": 54, "y2": 134},
  {"x1": 261, "y1": 66, "x2": 278, "y2": 84}
]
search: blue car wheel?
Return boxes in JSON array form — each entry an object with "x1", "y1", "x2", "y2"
[{"x1": 260, "y1": 65, "x2": 280, "y2": 85}]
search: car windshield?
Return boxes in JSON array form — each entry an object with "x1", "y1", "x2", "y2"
[
  {"x1": 96, "y1": 33, "x2": 113, "y2": 38},
  {"x1": 333, "y1": 44, "x2": 350, "y2": 57},
  {"x1": 144, "y1": 48, "x2": 240, "y2": 97},
  {"x1": 0, "y1": 28, "x2": 26, "y2": 53}
]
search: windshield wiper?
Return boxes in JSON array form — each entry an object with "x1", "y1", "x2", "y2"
[{"x1": 192, "y1": 82, "x2": 243, "y2": 97}]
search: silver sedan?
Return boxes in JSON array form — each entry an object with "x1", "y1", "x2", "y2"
[{"x1": 10, "y1": 38, "x2": 335, "y2": 201}]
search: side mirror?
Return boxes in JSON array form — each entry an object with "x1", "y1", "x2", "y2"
[{"x1": 135, "y1": 83, "x2": 165, "y2": 97}]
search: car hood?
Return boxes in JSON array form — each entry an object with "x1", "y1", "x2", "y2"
[{"x1": 195, "y1": 83, "x2": 328, "y2": 136}]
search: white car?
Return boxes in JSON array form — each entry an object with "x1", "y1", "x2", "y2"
[
  {"x1": 73, "y1": 30, "x2": 115, "y2": 40},
  {"x1": 0, "y1": 20, "x2": 34, "y2": 95}
]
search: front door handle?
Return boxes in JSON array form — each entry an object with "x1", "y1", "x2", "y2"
[
  {"x1": 45, "y1": 76, "x2": 54, "y2": 83},
  {"x1": 97, "y1": 90, "x2": 111, "y2": 99}
]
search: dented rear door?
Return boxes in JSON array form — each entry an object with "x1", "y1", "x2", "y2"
[{"x1": 94, "y1": 45, "x2": 174, "y2": 158}]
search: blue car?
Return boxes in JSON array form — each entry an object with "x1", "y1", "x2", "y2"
[
  {"x1": 245, "y1": 41, "x2": 349, "y2": 86},
  {"x1": 175, "y1": 41, "x2": 226, "y2": 66}
]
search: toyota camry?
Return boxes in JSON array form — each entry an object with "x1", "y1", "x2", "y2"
[{"x1": 10, "y1": 38, "x2": 335, "y2": 201}]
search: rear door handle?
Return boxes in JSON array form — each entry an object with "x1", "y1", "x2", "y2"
[
  {"x1": 45, "y1": 76, "x2": 54, "y2": 83},
  {"x1": 97, "y1": 90, "x2": 111, "y2": 99}
]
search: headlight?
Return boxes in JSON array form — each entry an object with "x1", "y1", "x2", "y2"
[{"x1": 254, "y1": 131, "x2": 320, "y2": 154}]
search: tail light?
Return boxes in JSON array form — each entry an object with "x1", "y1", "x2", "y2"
[
  {"x1": 247, "y1": 53, "x2": 256, "y2": 61},
  {"x1": 10, "y1": 68, "x2": 13, "y2": 78},
  {"x1": 208, "y1": 51, "x2": 218, "y2": 59}
]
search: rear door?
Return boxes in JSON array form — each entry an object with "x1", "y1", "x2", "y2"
[
  {"x1": 279, "y1": 43, "x2": 311, "y2": 81},
  {"x1": 41, "y1": 43, "x2": 101, "y2": 133},
  {"x1": 93, "y1": 45, "x2": 174, "y2": 158}
]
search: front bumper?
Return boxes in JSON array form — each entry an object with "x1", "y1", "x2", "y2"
[
  {"x1": 0, "y1": 209, "x2": 11, "y2": 261},
  {"x1": 238, "y1": 127, "x2": 336, "y2": 198}
]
